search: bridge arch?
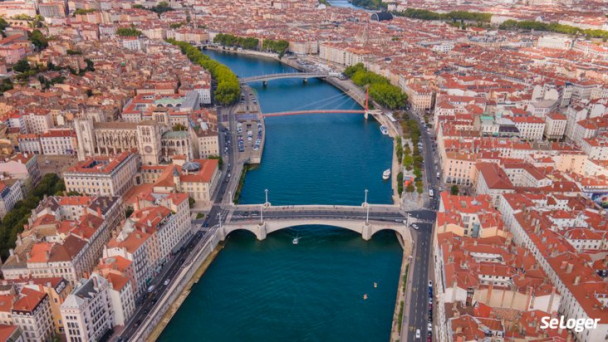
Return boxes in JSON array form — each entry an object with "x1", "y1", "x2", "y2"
[{"x1": 221, "y1": 219, "x2": 408, "y2": 243}]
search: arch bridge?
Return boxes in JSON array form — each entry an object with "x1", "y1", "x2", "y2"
[
  {"x1": 239, "y1": 72, "x2": 335, "y2": 85},
  {"x1": 220, "y1": 218, "x2": 411, "y2": 243}
]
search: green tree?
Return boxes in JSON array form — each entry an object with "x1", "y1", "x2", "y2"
[
  {"x1": 167, "y1": 39, "x2": 241, "y2": 105},
  {"x1": 450, "y1": 185, "x2": 459, "y2": 196},
  {"x1": 125, "y1": 207, "x2": 134, "y2": 218},
  {"x1": 208, "y1": 155, "x2": 223, "y2": 168},
  {"x1": 116, "y1": 27, "x2": 141, "y2": 37},
  {"x1": 343, "y1": 63, "x2": 407, "y2": 110},
  {"x1": 29, "y1": 30, "x2": 48, "y2": 49},
  {"x1": 0, "y1": 174, "x2": 65, "y2": 258},
  {"x1": 0, "y1": 79, "x2": 13, "y2": 95},
  {"x1": 406, "y1": 182, "x2": 415, "y2": 193},
  {"x1": 13, "y1": 59, "x2": 30, "y2": 73},
  {"x1": 189, "y1": 197, "x2": 196, "y2": 208}
]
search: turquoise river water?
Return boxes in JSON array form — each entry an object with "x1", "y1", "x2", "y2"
[{"x1": 158, "y1": 50, "x2": 402, "y2": 342}]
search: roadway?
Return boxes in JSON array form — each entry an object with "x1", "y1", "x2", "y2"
[
  {"x1": 402, "y1": 111, "x2": 440, "y2": 342},
  {"x1": 118, "y1": 230, "x2": 206, "y2": 341},
  {"x1": 230, "y1": 208, "x2": 405, "y2": 222}
]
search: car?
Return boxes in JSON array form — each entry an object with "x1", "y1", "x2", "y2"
[
  {"x1": 151, "y1": 299, "x2": 158, "y2": 305},
  {"x1": 147, "y1": 285, "x2": 155, "y2": 293},
  {"x1": 135, "y1": 319, "x2": 142, "y2": 327},
  {"x1": 143, "y1": 309, "x2": 149, "y2": 314},
  {"x1": 164, "y1": 279, "x2": 170, "y2": 286},
  {"x1": 415, "y1": 329, "x2": 421, "y2": 339},
  {"x1": 427, "y1": 323, "x2": 432, "y2": 332},
  {"x1": 429, "y1": 298, "x2": 433, "y2": 304},
  {"x1": 412, "y1": 224, "x2": 419, "y2": 230},
  {"x1": 429, "y1": 281, "x2": 433, "y2": 287}
]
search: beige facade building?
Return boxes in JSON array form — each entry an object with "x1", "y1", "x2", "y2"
[{"x1": 64, "y1": 152, "x2": 139, "y2": 197}]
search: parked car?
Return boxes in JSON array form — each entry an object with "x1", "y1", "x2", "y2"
[
  {"x1": 164, "y1": 279, "x2": 170, "y2": 286},
  {"x1": 415, "y1": 329, "x2": 421, "y2": 339}
]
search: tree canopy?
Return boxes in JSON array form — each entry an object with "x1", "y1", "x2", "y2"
[
  {"x1": 214, "y1": 33, "x2": 259, "y2": 50},
  {"x1": 261, "y1": 39, "x2": 289, "y2": 57},
  {"x1": 393, "y1": 8, "x2": 492, "y2": 23},
  {"x1": 116, "y1": 27, "x2": 142, "y2": 37},
  {"x1": 167, "y1": 39, "x2": 241, "y2": 105},
  {"x1": 29, "y1": 30, "x2": 48, "y2": 50},
  {"x1": 499, "y1": 19, "x2": 608, "y2": 40},
  {"x1": 0, "y1": 174, "x2": 65, "y2": 259},
  {"x1": 344, "y1": 63, "x2": 407, "y2": 110}
]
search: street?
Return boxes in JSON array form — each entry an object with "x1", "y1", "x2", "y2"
[{"x1": 402, "y1": 110, "x2": 440, "y2": 342}]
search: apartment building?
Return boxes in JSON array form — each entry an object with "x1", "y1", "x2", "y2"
[
  {"x1": 40, "y1": 129, "x2": 77, "y2": 156},
  {"x1": 0, "y1": 179, "x2": 23, "y2": 218},
  {"x1": 64, "y1": 152, "x2": 139, "y2": 197},
  {"x1": 499, "y1": 193, "x2": 608, "y2": 342},
  {"x1": 61, "y1": 274, "x2": 114, "y2": 342}
]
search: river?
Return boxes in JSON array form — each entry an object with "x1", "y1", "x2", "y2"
[
  {"x1": 158, "y1": 50, "x2": 401, "y2": 342},
  {"x1": 327, "y1": 0, "x2": 361, "y2": 9}
]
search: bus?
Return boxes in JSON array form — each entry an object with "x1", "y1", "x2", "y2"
[{"x1": 429, "y1": 189, "x2": 434, "y2": 197}]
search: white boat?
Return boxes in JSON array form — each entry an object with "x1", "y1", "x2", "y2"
[
  {"x1": 380, "y1": 125, "x2": 389, "y2": 135},
  {"x1": 292, "y1": 237, "x2": 299, "y2": 245},
  {"x1": 382, "y1": 169, "x2": 391, "y2": 180}
]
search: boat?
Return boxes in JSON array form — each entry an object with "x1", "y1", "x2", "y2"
[
  {"x1": 382, "y1": 169, "x2": 391, "y2": 180},
  {"x1": 292, "y1": 237, "x2": 299, "y2": 245},
  {"x1": 380, "y1": 125, "x2": 389, "y2": 135},
  {"x1": 363, "y1": 294, "x2": 368, "y2": 300}
]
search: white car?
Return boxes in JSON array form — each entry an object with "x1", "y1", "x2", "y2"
[
  {"x1": 411, "y1": 224, "x2": 419, "y2": 230},
  {"x1": 427, "y1": 323, "x2": 432, "y2": 332},
  {"x1": 415, "y1": 329, "x2": 421, "y2": 339},
  {"x1": 164, "y1": 279, "x2": 170, "y2": 286}
]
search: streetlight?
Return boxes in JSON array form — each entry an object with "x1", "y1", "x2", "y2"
[
  {"x1": 365, "y1": 189, "x2": 370, "y2": 224},
  {"x1": 260, "y1": 204, "x2": 263, "y2": 224}
]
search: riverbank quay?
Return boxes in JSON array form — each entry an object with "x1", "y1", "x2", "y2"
[{"x1": 129, "y1": 229, "x2": 222, "y2": 341}]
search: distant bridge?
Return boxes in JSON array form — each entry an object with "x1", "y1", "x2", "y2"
[
  {"x1": 263, "y1": 109, "x2": 366, "y2": 117},
  {"x1": 239, "y1": 72, "x2": 335, "y2": 84}
]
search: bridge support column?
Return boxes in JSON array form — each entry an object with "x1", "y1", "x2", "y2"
[
  {"x1": 255, "y1": 222, "x2": 267, "y2": 241},
  {"x1": 362, "y1": 223, "x2": 372, "y2": 241},
  {"x1": 364, "y1": 111, "x2": 369, "y2": 120}
]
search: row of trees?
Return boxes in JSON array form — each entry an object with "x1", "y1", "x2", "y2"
[
  {"x1": 213, "y1": 34, "x2": 260, "y2": 50},
  {"x1": 499, "y1": 19, "x2": 608, "y2": 40},
  {"x1": 133, "y1": 1, "x2": 173, "y2": 16},
  {"x1": 0, "y1": 174, "x2": 65, "y2": 259},
  {"x1": 116, "y1": 27, "x2": 142, "y2": 37},
  {"x1": 351, "y1": 0, "x2": 387, "y2": 10},
  {"x1": 167, "y1": 39, "x2": 241, "y2": 105},
  {"x1": 399, "y1": 114, "x2": 424, "y2": 196},
  {"x1": 393, "y1": 9, "x2": 492, "y2": 23},
  {"x1": 344, "y1": 63, "x2": 407, "y2": 110},
  {"x1": 261, "y1": 39, "x2": 290, "y2": 57}
]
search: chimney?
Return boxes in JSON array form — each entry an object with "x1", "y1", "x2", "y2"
[
  {"x1": 567, "y1": 263, "x2": 574, "y2": 274},
  {"x1": 574, "y1": 276, "x2": 580, "y2": 286},
  {"x1": 45, "y1": 251, "x2": 50, "y2": 260},
  {"x1": 560, "y1": 261, "x2": 567, "y2": 270}
]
